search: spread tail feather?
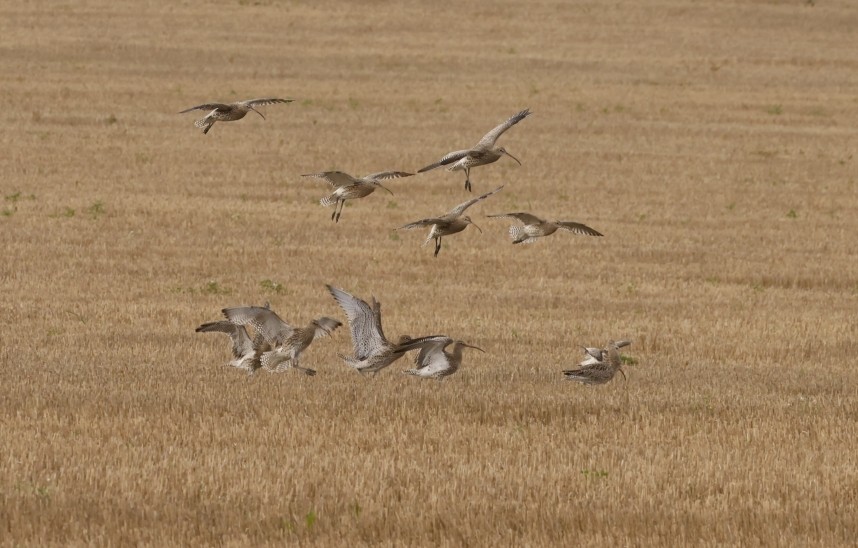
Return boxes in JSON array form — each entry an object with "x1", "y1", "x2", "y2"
[
  {"x1": 509, "y1": 226, "x2": 535, "y2": 244},
  {"x1": 195, "y1": 118, "x2": 215, "y2": 134}
]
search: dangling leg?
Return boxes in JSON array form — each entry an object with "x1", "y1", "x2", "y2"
[
  {"x1": 335, "y1": 200, "x2": 345, "y2": 223},
  {"x1": 464, "y1": 168, "x2": 471, "y2": 192},
  {"x1": 434, "y1": 237, "x2": 442, "y2": 257},
  {"x1": 330, "y1": 203, "x2": 337, "y2": 222}
]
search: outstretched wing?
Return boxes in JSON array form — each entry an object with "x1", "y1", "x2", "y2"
[
  {"x1": 475, "y1": 108, "x2": 531, "y2": 149},
  {"x1": 556, "y1": 221, "x2": 603, "y2": 237},
  {"x1": 486, "y1": 212, "x2": 544, "y2": 225},
  {"x1": 302, "y1": 171, "x2": 357, "y2": 188},
  {"x1": 397, "y1": 217, "x2": 443, "y2": 230},
  {"x1": 222, "y1": 306, "x2": 293, "y2": 346},
  {"x1": 239, "y1": 98, "x2": 295, "y2": 108},
  {"x1": 447, "y1": 185, "x2": 504, "y2": 216},
  {"x1": 179, "y1": 103, "x2": 231, "y2": 114},
  {"x1": 326, "y1": 285, "x2": 387, "y2": 359},
  {"x1": 364, "y1": 171, "x2": 413, "y2": 182},
  {"x1": 312, "y1": 317, "x2": 343, "y2": 340},
  {"x1": 418, "y1": 150, "x2": 470, "y2": 173},
  {"x1": 413, "y1": 336, "x2": 453, "y2": 369},
  {"x1": 196, "y1": 320, "x2": 254, "y2": 359}
]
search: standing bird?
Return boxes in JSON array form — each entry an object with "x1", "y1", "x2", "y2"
[
  {"x1": 221, "y1": 305, "x2": 340, "y2": 376},
  {"x1": 563, "y1": 341, "x2": 630, "y2": 385},
  {"x1": 302, "y1": 170, "x2": 412, "y2": 222},
  {"x1": 418, "y1": 108, "x2": 531, "y2": 191},
  {"x1": 403, "y1": 336, "x2": 484, "y2": 380},
  {"x1": 397, "y1": 185, "x2": 503, "y2": 257},
  {"x1": 486, "y1": 212, "x2": 603, "y2": 244},
  {"x1": 326, "y1": 285, "x2": 442, "y2": 375},
  {"x1": 179, "y1": 98, "x2": 294, "y2": 134}
]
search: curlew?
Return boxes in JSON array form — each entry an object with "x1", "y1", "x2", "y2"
[
  {"x1": 397, "y1": 185, "x2": 503, "y2": 257},
  {"x1": 486, "y1": 212, "x2": 603, "y2": 244},
  {"x1": 302, "y1": 170, "x2": 412, "y2": 222},
  {"x1": 179, "y1": 98, "x2": 294, "y2": 134},
  {"x1": 403, "y1": 336, "x2": 484, "y2": 380},
  {"x1": 563, "y1": 340, "x2": 630, "y2": 385},
  {"x1": 222, "y1": 305, "x2": 341, "y2": 376},
  {"x1": 326, "y1": 284, "x2": 442, "y2": 375},
  {"x1": 418, "y1": 108, "x2": 531, "y2": 192}
]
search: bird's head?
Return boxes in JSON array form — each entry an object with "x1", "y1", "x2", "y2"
[
  {"x1": 373, "y1": 181, "x2": 394, "y2": 196},
  {"x1": 496, "y1": 147, "x2": 521, "y2": 166},
  {"x1": 462, "y1": 215, "x2": 482, "y2": 233},
  {"x1": 455, "y1": 341, "x2": 485, "y2": 353}
]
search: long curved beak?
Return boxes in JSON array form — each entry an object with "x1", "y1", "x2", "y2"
[
  {"x1": 618, "y1": 368, "x2": 627, "y2": 382},
  {"x1": 377, "y1": 183, "x2": 394, "y2": 196},
  {"x1": 462, "y1": 343, "x2": 485, "y2": 353},
  {"x1": 469, "y1": 221, "x2": 483, "y2": 233},
  {"x1": 503, "y1": 149, "x2": 522, "y2": 166},
  {"x1": 250, "y1": 107, "x2": 265, "y2": 120}
]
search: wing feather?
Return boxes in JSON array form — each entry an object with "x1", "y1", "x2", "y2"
[
  {"x1": 418, "y1": 150, "x2": 470, "y2": 173},
  {"x1": 363, "y1": 171, "x2": 413, "y2": 181},
  {"x1": 222, "y1": 306, "x2": 293, "y2": 346},
  {"x1": 447, "y1": 185, "x2": 504, "y2": 216},
  {"x1": 312, "y1": 317, "x2": 343, "y2": 340},
  {"x1": 239, "y1": 98, "x2": 295, "y2": 107},
  {"x1": 302, "y1": 171, "x2": 357, "y2": 188},
  {"x1": 179, "y1": 103, "x2": 231, "y2": 114},
  {"x1": 397, "y1": 217, "x2": 443, "y2": 230},
  {"x1": 196, "y1": 320, "x2": 254, "y2": 359},
  {"x1": 326, "y1": 285, "x2": 387, "y2": 359},
  {"x1": 475, "y1": 108, "x2": 531, "y2": 149},
  {"x1": 414, "y1": 337, "x2": 453, "y2": 370},
  {"x1": 486, "y1": 211, "x2": 544, "y2": 225},
  {"x1": 555, "y1": 222, "x2": 603, "y2": 237}
]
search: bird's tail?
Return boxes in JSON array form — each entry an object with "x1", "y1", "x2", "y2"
[
  {"x1": 320, "y1": 194, "x2": 337, "y2": 207},
  {"x1": 509, "y1": 226, "x2": 535, "y2": 244},
  {"x1": 195, "y1": 118, "x2": 215, "y2": 134},
  {"x1": 403, "y1": 369, "x2": 420, "y2": 376}
]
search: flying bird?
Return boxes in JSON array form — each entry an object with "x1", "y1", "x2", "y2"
[
  {"x1": 302, "y1": 170, "x2": 412, "y2": 222},
  {"x1": 397, "y1": 185, "x2": 503, "y2": 257},
  {"x1": 179, "y1": 98, "x2": 294, "y2": 134},
  {"x1": 418, "y1": 108, "x2": 531, "y2": 191},
  {"x1": 486, "y1": 212, "x2": 603, "y2": 244},
  {"x1": 221, "y1": 305, "x2": 340, "y2": 375},
  {"x1": 326, "y1": 285, "x2": 442, "y2": 375}
]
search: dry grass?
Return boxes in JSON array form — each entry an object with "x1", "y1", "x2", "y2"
[{"x1": 2, "y1": 0, "x2": 858, "y2": 545}]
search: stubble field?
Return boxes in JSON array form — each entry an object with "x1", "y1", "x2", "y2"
[{"x1": 2, "y1": 0, "x2": 858, "y2": 545}]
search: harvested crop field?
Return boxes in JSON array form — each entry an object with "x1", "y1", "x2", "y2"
[{"x1": 2, "y1": 0, "x2": 857, "y2": 545}]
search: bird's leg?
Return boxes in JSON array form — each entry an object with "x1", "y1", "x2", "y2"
[
  {"x1": 434, "y1": 237, "x2": 442, "y2": 257},
  {"x1": 330, "y1": 205, "x2": 337, "y2": 222},
  {"x1": 464, "y1": 168, "x2": 471, "y2": 192},
  {"x1": 335, "y1": 200, "x2": 344, "y2": 223}
]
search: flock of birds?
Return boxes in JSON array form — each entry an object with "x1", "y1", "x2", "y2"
[{"x1": 184, "y1": 98, "x2": 633, "y2": 384}]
